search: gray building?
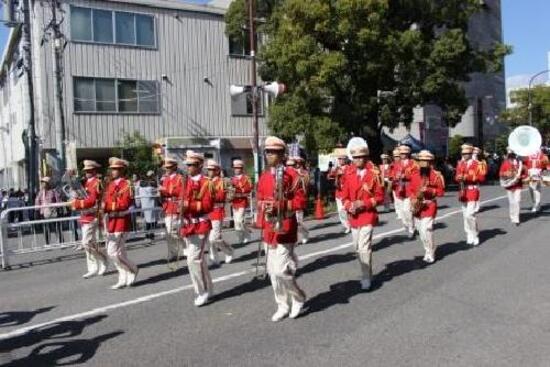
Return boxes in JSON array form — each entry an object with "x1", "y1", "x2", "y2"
[{"x1": 0, "y1": 0, "x2": 263, "y2": 187}]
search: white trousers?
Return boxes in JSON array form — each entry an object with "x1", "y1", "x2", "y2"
[
  {"x1": 414, "y1": 217, "x2": 435, "y2": 257},
  {"x1": 393, "y1": 192, "x2": 403, "y2": 220},
  {"x1": 81, "y1": 220, "x2": 106, "y2": 273},
  {"x1": 296, "y1": 210, "x2": 309, "y2": 241},
  {"x1": 266, "y1": 243, "x2": 306, "y2": 312},
  {"x1": 401, "y1": 198, "x2": 415, "y2": 234},
  {"x1": 507, "y1": 189, "x2": 521, "y2": 224},
  {"x1": 208, "y1": 219, "x2": 234, "y2": 263},
  {"x1": 186, "y1": 233, "x2": 213, "y2": 295},
  {"x1": 233, "y1": 207, "x2": 250, "y2": 243},
  {"x1": 461, "y1": 202, "x2": 479, "y2": 243},
  {"x1": 351, "y1": 226, "x2": 374, "y2": 281},
  {"x1": 165, "y1": 215, "x2": 181, "y2": 258},
  {"x1": 529, "y1": 181, "x2": 541, "y2": 211},
  {"x1": 336, "y1": 198, "x2": 350, "y2": 230},
  {"x1": 106, "y1": 232, "x2": 137, "y2": 284}
]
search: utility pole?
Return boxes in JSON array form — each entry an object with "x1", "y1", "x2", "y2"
[
  {"x1": 22, "y1": 0, "x2": 38, "y2": 201},
  {"x1": 49, "y1": 0, "x2": 67, "y2": 174},
  {"x1": 247, "y1": 0, "x2": 260, "y2": 183}
]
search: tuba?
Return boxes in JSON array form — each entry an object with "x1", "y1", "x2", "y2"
[
  {"x1": 508, "y1": 125, "x2": 542, "y2": 157},
  {"x1": 501, "y1": 125, "x2": 541, "y2": 188},
  {"x1": 346, "y1": 137, "x2": 369, "y2": 161}
]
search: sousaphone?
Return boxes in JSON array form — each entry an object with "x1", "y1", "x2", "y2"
[{"x1": 346, "y1": 137, "x2": 369, "y2": 160}]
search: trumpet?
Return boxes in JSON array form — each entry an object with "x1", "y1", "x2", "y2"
[{"x1": 262, "y1": 164, "x2": 285, "y2": 234}]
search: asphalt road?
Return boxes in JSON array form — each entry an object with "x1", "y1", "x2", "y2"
[{"x1": 1, "y1": 185, "x2": 549, "y2": 367}]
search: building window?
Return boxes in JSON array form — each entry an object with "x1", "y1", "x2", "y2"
[
  {"x1": 93, "y1": 9, "x2": 113, "y2": 43},
  {"x1": 230, "y1": 88, "x2": 264, "y2": 116},
  {"x1": 71, "y1": 6, "x2": 155, "y2": 48},
  {"x1": 228, "y1": 30, "x2": 254, "y2": 57},
  {"x1": 71, "y1": 7, "x2": 92, "y2": 41},
  {"x1": 73, "y1": 77, "x2": 160, "y2": 114}
]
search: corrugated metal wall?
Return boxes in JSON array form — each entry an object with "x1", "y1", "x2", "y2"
[{"x1": 34, "y1": 0, "x2": 266, "y2": 150}]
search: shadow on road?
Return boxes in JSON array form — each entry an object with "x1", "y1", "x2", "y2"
[
  {"x1": 306, "y1": 231, "x2": 348, "y2": 244},
  {"x1": 0, "y1": 307, "x2": 56, "y2": 328},
  {"x1": 0, "y1": 314, "x2": 121, "y2": 366},
  {"x1": 478, "y1": 204, "x2": 500, "y2": 213},
  {"x1": 132, "y1": 265, "x2": 189, "y2": 287}
]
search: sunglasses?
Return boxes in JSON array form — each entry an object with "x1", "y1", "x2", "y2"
[
  {"x1": 186, "y1": 163, "x2": 198, "y2": 167},
  {"x1": 264, "y1": 149, "x2": 281, "y2": 155}
]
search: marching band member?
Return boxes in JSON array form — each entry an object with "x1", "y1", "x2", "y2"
[
  {"x1": 396, "y1": 145, "x2": 418, "y2": 238},
  {"x1": 257, "y1": 136, "x2": 307, "y2": 322},
  {"x1": 390, "y1": 148, "x2": 402, "y2": 219},
  {"x1": 328, "y1": 148, "x2": 352, "y2": 233},
  {"x1": 499, "y1": 148, "x2": 527, "y2": 225},
  {"x1": 524, "y1": 149, "x2": 549, "y2": 213},
  {"x1": 472, "y1": 147, "x2": 487, "y2": 213},
  {"x1": 341, "y1": 141, "x2": 384, "y2": 290},
  {"x1": 406, "y1": 150, "x2": 445, "y2": 263},
  {"x1": 179, "y1": 151, "x2": 214, "y2": 306},
  {"x1": 70, "y1": 160, "x2": 107, "y2": 278},
  {"x1": 206, "y1": 159, "x2": 234, "y2": 265},
  {"x1": 292, "y1": 156, "x2": 310, "y2": 244},
  {"x1": 159, "y1": 157, "x2": 185, "y2": 261},
  {"x1": 379, "y1": 153, "x2": 392, "y2": 212},
  {"x1": 455, "y1": 144, "x2": 485, "y2": 246},
  {"x1": 231, "y1": 160, "x2": 252, "y2": 245},
  {"x1": 102, "y1": 158, "x2": 138, "y2": 289}
]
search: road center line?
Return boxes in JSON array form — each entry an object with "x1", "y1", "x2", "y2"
[{"x1": 0, "y1": 193, "x2": 508, "y2": 341}]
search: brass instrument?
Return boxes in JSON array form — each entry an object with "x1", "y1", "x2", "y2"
[
  {"x1": 500, "y1": 160, "x2": 523, "y2": 188},
  {"x1": 273, "y1": 164, "x2": 285, "y2": 233},
  {"x1": 222, "y1": 177, "x2": 236, "y2": 202},
  {"x1": 61, "y1": 170, "x2": 88, "y2": 200},
  {"x1": 411, "y1": 177, "x2": 427, "y2": 216},
  {"x1": 263, "y1": 164, "x2": 285, "y2": 234}
]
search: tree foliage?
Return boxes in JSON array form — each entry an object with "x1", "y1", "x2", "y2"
[
  {"x1": 448, "y1": 134, "x2": 464, "y2": 161},
  {"x1": 226, "y1": 0, "x2": 510, "y2": 154},
  {"x1": 117, "y1": 132, "x2": 158, "y2": 177},
  {"x1": 500, "y1": 85, "x2": 550, "y2": 144}
]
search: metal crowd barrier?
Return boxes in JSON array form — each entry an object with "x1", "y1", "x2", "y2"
[
  {"x1": 0, "y1": 201, "x2": 165, "y2": 269},
  {"x1": 0, "y1": 195, "x2": 255, "y2": 269}
]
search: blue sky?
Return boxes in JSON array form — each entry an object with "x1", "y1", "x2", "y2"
[{"x1": 0, "y1": 0, "x2": 547, "y2": 87}]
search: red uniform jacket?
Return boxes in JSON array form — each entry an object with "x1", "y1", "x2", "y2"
[
  {"x1": 103, "y1": 178, "x2": 133, "y2": 233},
  {"x1": 72, "y1": 176, "x2": 101, "y2": 224},
  {"x1": 341, "y1": 164, "x2": 384, "y2": 228},
  {"x1": 293, "y1": 167, "x2": 309, "y2": 211},
  {"x1": 455, "y1": 159, "x2": 485, "y2": 202},
  {"x1": 393, "y1": 159, "x2": 418, "y2": 199},
  {"x1": 524, "y1": 151, "x2": 550, "y2": 178},
  {"x1": 231, "y1": 174, "x2": 252, "y2": 209},
  {"x1": 159, "y1": 173, "x2": 184, "y2": 215},
  {"x1": 257, "y1": 166, "x2": 302, "y2": 246},
  {"x1": 179, "y1": 175, "x2": 213, "y2": 237},
  {"x1": 209, "y1": 176, "x2": 226, "y2": 222},
  {"x1": 328, "y1": 164, "x2": 353, "y2": 199},
  {"x1": 406, "y1": 169, "x2": 445, "y2": 218},
  {"x1": 499, "y1": 159, "x2": 526, "y2": 191}
]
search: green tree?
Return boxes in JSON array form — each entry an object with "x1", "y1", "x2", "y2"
[
  {"x1": 226, "y1": 0, "x2": 510, "y2": 156},
  {"x1": 500, "y1": 85, "x2": 550, "y2": 144},
  {"x1": 117, "y1": 132, "x2": 158, "y2": 177},
  {"x1": 448, "y1": 134, "x2": 464, "y2": 161}
]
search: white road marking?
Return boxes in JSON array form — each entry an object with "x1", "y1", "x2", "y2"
[{"x1": 0, "y1": 194, "x2": 509, "y2": 340}]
